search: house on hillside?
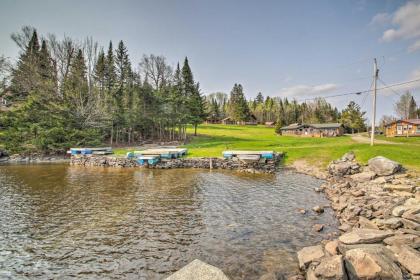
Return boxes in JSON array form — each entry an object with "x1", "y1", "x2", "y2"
[
  {"x1": 280, "y1": 123, "x2": 344, "y2": 137},
  {"x1": 384, "y1": 119, "x2": 420, "y2": 137},
  {"x1": 222, "y1": 115, "x2": 258, "y2": 125}
]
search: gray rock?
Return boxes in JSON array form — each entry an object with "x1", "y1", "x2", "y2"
[
  {"x1": 165, "y1": 259, "x2": 230, "y2": 280},
  {"x1": 350, "y1": 171, "x2": 376, "y2": 183},
  {"x1": 376, "y1": 218, "x2": 403, "y2": 229},
  {"x1": 314, "y1": 255, "x2": 347, "y2": 280},
  {"x1": 297, "y1": 245, "x2": 325, "y2": 269},
  {"x1": 338, "y1": 229, "x2": 394, "y2": 245},
  {"x1": 344, "y1": 246, "x2": 402, "y2": 280},
  {"x1": 341, "y1": 151, "x2": 355, "y2": 162},
  {"x1": 368, "y1": 156, "x2": 401, "y2": 176}
]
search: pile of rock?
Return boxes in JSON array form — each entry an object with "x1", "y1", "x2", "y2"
[
  {"x1": 70, "y1": 154, "x2": 282, "y2": 174},
  {"x1": 294, "y1": 152, "x2": 419, "y2": 280},
  {"x1": 150, "y1": 156, "x2": 281, "y2": 174},
  {"x1": 70, "y1": 155, "x2": 138, "y2": 167}
]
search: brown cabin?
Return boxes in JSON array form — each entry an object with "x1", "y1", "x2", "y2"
[
  {"x1": 280, "y1": 123, "x2": 344, "y2": 137},
  {"x1": 385, "y1": 119, "x2": 420, "y2": 137}
]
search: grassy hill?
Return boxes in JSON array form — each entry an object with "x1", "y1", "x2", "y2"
[{"x1": 182, "y1": 124, "x2": 420, "y2": 171}]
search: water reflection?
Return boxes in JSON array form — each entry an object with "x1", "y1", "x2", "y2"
[{"x1": 0, "y1": 165, "x2": 338, "y2": 279}]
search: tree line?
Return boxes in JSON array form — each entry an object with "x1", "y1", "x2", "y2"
[
  {"x1": 0, "y1": 27, "x2": 206, "y2": 153},
  {"x1": 205, "y1": 84, "x2": 367, "y2": 133}
]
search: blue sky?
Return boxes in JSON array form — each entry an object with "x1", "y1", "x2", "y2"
[{"x1": 1, "y1": 0, "x2": 419, "y2": 121}]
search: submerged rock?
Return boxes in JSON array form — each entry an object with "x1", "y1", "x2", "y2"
[
  {"x1": 368, "y1": 156, "x2": 401, "y2": 176},
  {"x1": 165, "y1": 259, "x2": 230, "y2": 280}
]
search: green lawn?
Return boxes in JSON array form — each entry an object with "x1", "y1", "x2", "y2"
[
  {"x1": 117, "y1": 124, "x2": 420, "y2": 172},
  {"x1": 375, "y1": 135, "x2": 420, "y2": 144}
]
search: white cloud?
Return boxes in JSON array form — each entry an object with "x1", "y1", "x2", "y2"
[
  {"x1": 277, "y1": 83, "x2": 338, "y2": 98},
  {"x1": 370, "y1": 12, "x2": 391, "y2": 26},
  {"x1": 408, "y1": 40, "x2": 420, "y2": 52},
  {"x1": 381, "y1": 1, "x2": 420, "y2": 42}
]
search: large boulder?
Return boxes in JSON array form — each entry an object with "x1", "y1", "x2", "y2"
[
  {"x1": 344, "y1": 246, "x2": 403, "y2": 280},
  {"x1": 339, "y1": 229, "x2": 394, "y2": 245},
  {"x1": 368, "y1": 156, "x2": 401, "y2": 176},
  {"x1": 393, "y1": 245, "x2": 420, "y2": 275},
  {"x1": 165, "y1": 259, "x2": 230, "y2": 280},
  {"x1": 297, "y1": 245, "x2": 325, "y2": 269},
  {"x1": 314, "y1": 255, "x2": 347, "y2": 280}
]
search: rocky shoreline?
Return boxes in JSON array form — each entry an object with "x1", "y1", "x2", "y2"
[
  {"x1": 69, "y1": 153, "x2": 283, "y2": 174},
  {"x1": 289, "y1": 152, "x2": 420, "y2": 280},
  {"x1": 0, "y1": 151, "x2": 68, "y2": 164}
]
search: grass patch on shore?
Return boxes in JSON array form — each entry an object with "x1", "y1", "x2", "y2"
[
  {"x1": 114, "y1": 124, "x2": 420, "y2": 171},
  {"x1": 184, "y1": 124, "x2": 420, "y2": 171}
]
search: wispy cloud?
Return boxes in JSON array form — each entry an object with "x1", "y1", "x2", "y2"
[
  {"x1": 375, "y1": 1, "x2": 420, "y2": 52},
  {"x1": 370, "y1": 12, "x2": 391, "y2": 26},
  {"x1": 277, "y1": 83, "x2": 338, "y2": 98}
]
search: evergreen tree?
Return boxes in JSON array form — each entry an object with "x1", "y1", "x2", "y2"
[
  {"x1": 228, "y1": 83, "x2": 251, "y2": 122},
  {"x1": 408, "y1": 96, "x2": 418, "y2": 119},
  {"x1": 9, "y1": 30, "x2": 41, "y2": 100},
  {"x1": 94, "y1": 49, "x2": 106, "y2": 100},
  {"x1": 182, "y1": 57, "x2": 206, "y2": 135},
  {"x1": 255, "y1": 92, "x2": 264, "y2": 104},
  {"x1": 340, "y1": 101, "x2": 366, "y2": 133}
]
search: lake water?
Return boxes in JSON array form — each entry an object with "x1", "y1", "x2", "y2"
[{"x1": 0, "y1": 164, "x2": 338, "y2": 279}]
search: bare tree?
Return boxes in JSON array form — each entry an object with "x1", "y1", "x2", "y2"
[
  {"x1": 83, "y1": 36, "x2": 98, "y2": 96},
  {"x1": 47, "y1": 34, "x2": 79, "y2": 95},
  {"x1": 394, "y1": 91, "x2": 413, "y2": 119},
  {"x1": 139, "y1": 54, "x2": 173, "y2": 90}
]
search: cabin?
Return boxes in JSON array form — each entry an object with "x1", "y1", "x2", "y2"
[
  {"x1": 205, "y1": 116, "x2": 221, "y2": 124},
  {"x1": 280, "y1": 123, "x2": 343, "y2": 137},
  {"x1": 384, "y1": 119, "x2": 420, "y2": 137},
  {"x1": 222, "y1": 117, "x2": 236, "y2": 125}
]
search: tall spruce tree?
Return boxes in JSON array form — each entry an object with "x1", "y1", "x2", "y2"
[
  {"x1": 182, "y1": 57, "x2": 206, "y2": 135},
  {"x1": 228, "y1": 83, "x2": 250, "y2": 122}
]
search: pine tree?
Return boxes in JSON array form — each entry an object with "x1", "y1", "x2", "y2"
[
  {"x1": 10, "y1": 30, "x2": 41, "y2": 100},
  {"x1": 94, "y1": 49, "x2": 106, "y2": 100},
  {"x1": 255, "y1": 92, "x2": 264, "y2": 104},
  {"x1": 340, "y1": 101, "x2": 366, "y2": 133},
  {"x1": 182, "y1": 57, "x2": 206, "y2": 135},
  {"x1": 408, "y1": 96, "x2": 418, "y2": 119},
  {"x1": 228, "y1": 83, "x2": 250, "y2": 122}
]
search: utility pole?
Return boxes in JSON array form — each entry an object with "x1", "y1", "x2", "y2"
[{"x1": 370, "y1": 58, "x2": 379, "y2": 146}]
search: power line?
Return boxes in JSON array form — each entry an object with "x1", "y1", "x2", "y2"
[{"x1": 297, "y1": 77, "x2": 420, "y2": 102}]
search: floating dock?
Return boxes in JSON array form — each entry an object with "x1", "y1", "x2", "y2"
[
  {"x1": 127, "y1": 147, "x2": 188, "y2": 165},
  {"x1": 223, "y1": 150, "x2": 275, "y2": 160},
  {"x1": 69, "y1": 147, "x2": 113, "y2": 155}
]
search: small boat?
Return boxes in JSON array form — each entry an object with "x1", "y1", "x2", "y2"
[
  {"x1": 223, "y1": 150, "x2": 275, "y2": 160},
  {"x1": 70, "y1": 147, "x2": 113, "y2": 155},
  {"x1": 136, "y1": 155, "x2": 160, "y2": 166},
  {"x1": 237, "y1": 154, "x2": 261, "y2": 162}
]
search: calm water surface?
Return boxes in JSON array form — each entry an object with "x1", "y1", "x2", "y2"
[{"x1": 0, "y1": 164, "x2": 338, "y2": 279}]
